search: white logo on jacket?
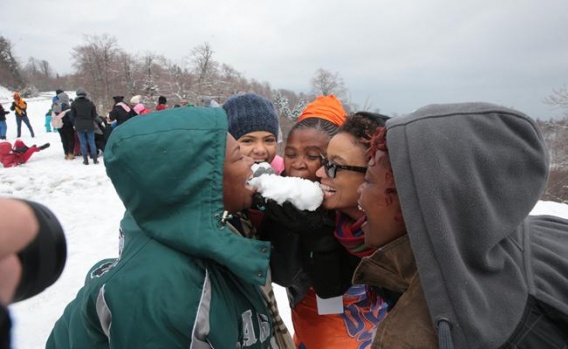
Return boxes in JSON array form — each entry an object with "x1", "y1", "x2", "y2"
[{"x1": 238, "y1": 310, "x2": 271, "y2": 348}]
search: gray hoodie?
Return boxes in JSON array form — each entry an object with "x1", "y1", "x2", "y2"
[{"x1": 386, "y1": 102, "x2": 568, "y2": 348}]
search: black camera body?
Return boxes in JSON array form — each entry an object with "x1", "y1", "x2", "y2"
[{"x1": 13, "y1": 200, "x2": 67, "y2": 302}]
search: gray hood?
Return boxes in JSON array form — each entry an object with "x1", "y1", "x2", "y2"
[
  {"x1": 386, "y1": 103, "x2": 566, "y2": 348},
  {"x1": 57, "y1": 92, "x2": 70, "y2": 105}
]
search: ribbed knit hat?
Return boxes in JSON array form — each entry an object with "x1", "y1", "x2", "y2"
[
  {"x1": 223, "y1": 93, "x2": 279, "y2": 140},
  {"x1": 130, "y1": 95, "x2": 142, "y2": 105},
  {"x1": 297, "y1": 95, "x2": 347, "y2": 126},
  {"x1": 76, "y1": 88, "x2": 87, "y2": 97}
]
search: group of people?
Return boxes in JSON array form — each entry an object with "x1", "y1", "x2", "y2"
[
  {"x1": 49, "y1": 91, "x2": 173, "y2": 165},
  {"x1": 10, "y1": 89, "x2": 567, "y2": 348},
  {"x1": 49, "y1": 89, "x2": 102, "y2": 165},
  {"x1": 108, "y1": 94, "x2": 168, "y2": 127}
]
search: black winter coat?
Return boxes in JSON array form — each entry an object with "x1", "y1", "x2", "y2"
[
  {"x1": 0, "y1": 104, "x2": 8, "y2": 121},
  {"x1": 109, "y1": 103, "x2": 132, "y2": 125},
  {"x1": 260, "y1": 202, "x2": 359, "y2": 307},
  {"x1": 70, "y1": 97, "x2": 97, "y2": 132}
]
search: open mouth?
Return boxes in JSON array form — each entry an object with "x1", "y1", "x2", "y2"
[
  {"x1": 320, "y1": 184, "x2": 336, "y2": 198},
  {"x1": 245, "y1": 172, "x2": 256, "y2": 192}
]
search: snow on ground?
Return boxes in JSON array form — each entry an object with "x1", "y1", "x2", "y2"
[{"x1": 1, "y1": 90, "x2": 567, "y2": 348}]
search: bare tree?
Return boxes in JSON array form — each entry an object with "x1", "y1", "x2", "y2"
[
  {"x1": 0, "y1": 36, "x2": 25, "y2": 89},
  {"x1": 218, "y1": 63, "x2": 247, "y2": 99},
  {"x1": 163, "y1": 61, "x2": 192, "y2": 102},
  {"x1": 544, "y1": 85, "x2": 568, "y2": 117},
  {"x1": 39, "y1": 60, "x2": 53, "y2": 78},
  {"x1": 188, "y1": 42, "x2": 219, "y2": 98},
  {"x1": 23, "y1": 57, "x2": 54, "y2": 91},
  {"x1": 117, "y1": 52, "x2": 137, "y2": 97},
  {"x1": 538, "y1": 118, "x2": 568, "y2": 203},
  {"x1": 71, "y1": 34, "x2": 121, "y2": 109},
  {"x1": 310, "y1": 68, "x2": 347, "y2": 99},
  {"x1": 139, "y1": 53, "x2": 161, "y2": 97}
]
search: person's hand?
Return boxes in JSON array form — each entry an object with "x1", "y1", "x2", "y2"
[{"x1": 264, "y1": 199, "x2": 324, "y2": 234}]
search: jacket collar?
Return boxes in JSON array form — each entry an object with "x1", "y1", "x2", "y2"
[{"x1": 352, "y1": 234, "x2": 416, "y2": 293}]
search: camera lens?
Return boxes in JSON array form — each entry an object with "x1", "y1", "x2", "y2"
[{"x1": 12, "y1": 201, "x2": 67, "y2": 303}]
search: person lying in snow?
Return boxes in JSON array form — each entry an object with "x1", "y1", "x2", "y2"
[{"x1": 0, "y1": 140, "x2": 50, "y2": 168}]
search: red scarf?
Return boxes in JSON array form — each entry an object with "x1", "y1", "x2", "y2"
[{"x1": 333, "y1": 212, "x2": 376, "y2": 258}]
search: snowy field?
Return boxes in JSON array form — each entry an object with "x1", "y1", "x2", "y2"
[{"x1": 1, "y1": 89, "x2": 567, "y2": 348}]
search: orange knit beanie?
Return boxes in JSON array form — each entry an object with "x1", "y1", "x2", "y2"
[{"x1": 297, "y1": 95, "x2": 347, "y2": 126}]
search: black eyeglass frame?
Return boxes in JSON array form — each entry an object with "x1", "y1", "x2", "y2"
[{"x1": 320, "y1": 154, "x2": 368, "y2": 178}]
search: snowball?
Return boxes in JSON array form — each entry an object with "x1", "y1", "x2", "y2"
[{"x1": 248, "y1": 174, "x2": 323, "y2": 211}]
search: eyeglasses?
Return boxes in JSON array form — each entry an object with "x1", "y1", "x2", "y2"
[{"x1": 320, "y1": 154, "x2": 367, "y2": 178}]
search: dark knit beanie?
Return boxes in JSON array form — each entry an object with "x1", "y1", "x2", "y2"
[
  {"x1": 223, "y1": 93, "x2": 279, "y2": 140},
  {"x1": 76, "y1": 88, "x2": 87, "y2": 97}
]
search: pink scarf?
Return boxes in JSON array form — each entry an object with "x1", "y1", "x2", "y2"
[{"x1": 117, "y1": 102, "x2": 131, "y2": 113}]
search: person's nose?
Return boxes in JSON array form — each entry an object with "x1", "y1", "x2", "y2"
[
  {"x1": 251, "y1": 142, "x2": 267, "y2": 155},
  {"x1": 315, "y1": 165, "x2": 326, "y2": 179},
  {"x1": 357, "y1": 182, "x2": 364, "y2": 195},
  {"x1": 291, "y1": 157, "x2": 307, "y2": 170}
]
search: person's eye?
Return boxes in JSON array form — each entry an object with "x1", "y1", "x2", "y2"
[
  {"x1": 239, "y1": 139, "x2": 253, "y2": 144},
  {"x1": 307, "y1": 155, "x2": 320, "y2": 161},
  {"x1": 264, "y1": 138, "x2": 276, "y2": 144},
  {"x1": 284, "y1": 153, "x2": 297, "y2": 159}
]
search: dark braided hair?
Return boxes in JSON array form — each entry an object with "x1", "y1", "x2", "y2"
[
  {"x1": 339, "y1": 111, "x2": 390, "y2": 152},
  {"x1": 289, "y1": 117, "x2": 340, "y2": 139},
  {"x1": 369, "y1": 127, "x2": 388, "y2": 156}
]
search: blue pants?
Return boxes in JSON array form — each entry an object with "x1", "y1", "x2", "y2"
[
  {"x1": 0, "y1": 120, "x2": 6, "y2": 139},
  {"x1": 77, "y1": 130, "x2": 97, "y2": 157},
  {"x1": 16, "y1": 115, "x2": 35, "y2": 138}
]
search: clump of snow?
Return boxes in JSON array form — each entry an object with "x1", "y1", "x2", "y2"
[
  {"x1": 251, "y1": 161, "x2": 275, "y2": 177},
  {"x1": 249, "y1": 174, "x2": 323, "y2": 211}
]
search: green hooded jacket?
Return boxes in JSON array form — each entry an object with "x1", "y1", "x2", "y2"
[{"x1": 47, "y1": 107, "x2": 274, "y2": 348}]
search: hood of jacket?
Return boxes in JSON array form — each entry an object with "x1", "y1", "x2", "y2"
[
  {"x1": 57, "y1": 92, "x2": 70, "y2": 105},
  {"x1": 386, "y1": 102, "x2": 550, "y2": 348},
  {"x1": 104, "y1": 107, "x2": 270, "y2": 286}
]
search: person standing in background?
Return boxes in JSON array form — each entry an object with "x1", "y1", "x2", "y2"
[
  {"x1": 10, "y1": 92, "x2": 34, "y2": 138},
  {"x1": 51, "y1": 91, "x2": 75, "y2": 160},
  {"x1": 70, "y1": 89, "x2": 98, "y2": 165},
  {"x1": 0, "y1": 103, "x2": 8, "y2": 140},
  {"x1": 44, "y1": 108, "x2": 53, "y2": 133},
  {"x1": 108, "y1": 96, "x2": 132, "y2": 126},
  {"x1": 130, "y1": 95, "x2": 151, "y2": 115},
  {"x1": 156, "y1": 95, "x2": 167, "y2": 111}
]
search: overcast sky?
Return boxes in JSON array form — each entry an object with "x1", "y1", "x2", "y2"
[{"x1": 2, "y1": 0, "x2": 567, "y2": 118}]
